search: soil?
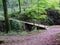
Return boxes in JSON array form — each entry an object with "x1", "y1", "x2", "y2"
[{"x1": 0, "y1": 25, "x2": 60, "y2": 45}]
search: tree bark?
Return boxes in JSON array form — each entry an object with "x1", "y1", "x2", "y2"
[
  {"x1": 18, "y1": 0, "x2": 21, "y2": 13},
  {"x1": 2, "y1": 0, "x2": 10, "y2": 33}
]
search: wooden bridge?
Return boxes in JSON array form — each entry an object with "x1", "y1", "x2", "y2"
[{"x1": 10, "y1": 18, "x2": 48, "y2": 30}]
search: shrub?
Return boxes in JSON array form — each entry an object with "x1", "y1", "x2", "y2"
[
  {"x1": 10, "y1": 19, "x2": 24, "y2": 31},
  {"x1": 0, "y1": 16, "x2": 24, "y2": 32},
  {"x1": 43, "y1": 17, "x2": 54, "y2": 25},
  {"x1": 46, "y1": 8, "x2": 60, "y2": 25}
]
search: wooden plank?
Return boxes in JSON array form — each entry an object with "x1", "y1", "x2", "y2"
[{"x1": 9, "y1": 18, "x2": 48, "y2": 29}]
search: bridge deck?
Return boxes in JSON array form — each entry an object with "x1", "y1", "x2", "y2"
[{"x1": 10, "y1": 18, "x2": 48, "y2": 29}]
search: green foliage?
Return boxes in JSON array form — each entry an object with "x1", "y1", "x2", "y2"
[
  {"x1": 44, "y1": 17, "x2": 54, "y2": 25},
  {"x1": 46, "y1": 8, "x2": 60, "y2": 25},
  {"x1": 20, "y1": 31, "x2": 28, "y2": 35},
  {"x1": 19, "y1": 0, "x2": 60, "y2": 20},
  {"x1": 10, "y1": 19, "x2": 24, "y2": 31},
  {"x1": 0, "y1": 0, "x2": 60, "y2": 32},
  {"x1": 0, "y1": 29, "x2": 44, "y2": 36},
  {"x1": 30, "y1": 0, "x2": 59, "y2": 9},
  {"x1": 0, "y1": 0, "x2": 2, "y2": 4},
  {"x1": 0, "y1": 15, "x2": 24, "y2": 32}
]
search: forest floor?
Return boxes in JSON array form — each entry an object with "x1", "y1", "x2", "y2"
[{"x1": 0, "y1": 25, "x2": 60, "y2": 45}]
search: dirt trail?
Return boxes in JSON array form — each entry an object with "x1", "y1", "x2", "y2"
[{"x1": 0, "y1": 25, "x2": 60, "y2": 45}]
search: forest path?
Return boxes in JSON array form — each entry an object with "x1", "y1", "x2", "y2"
[{"x1": 0, "y1": 25, "x2": 60, "y2": 45}]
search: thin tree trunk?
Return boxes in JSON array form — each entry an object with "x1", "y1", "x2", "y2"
[
  {"x1": 2, "y1": 0, "x2": 10, "y2": 33},
  {"x1": 18, "y1": 0, "x2": 21, "y2": 13}
]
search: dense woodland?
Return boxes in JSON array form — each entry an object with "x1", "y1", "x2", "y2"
[
  {"x1": 0, "y1": 0, "x2": 60, "y2": 45},
  {"x1": 0, "y1": 0, "x2": 60, "y2": 33}
]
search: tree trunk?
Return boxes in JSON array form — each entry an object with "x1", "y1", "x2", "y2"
[
  {"x1": 18, "y1": 0, "x2": 21, "y2": 13},
  {"x1": 2, "y1": 0, "x2": 10, "y2": 33}
]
